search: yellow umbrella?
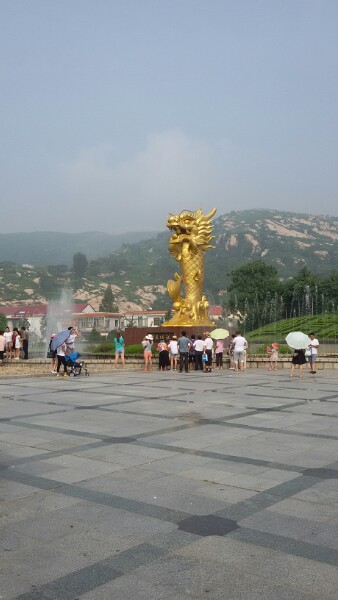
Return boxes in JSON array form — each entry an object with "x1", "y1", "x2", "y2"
[{"x1": 210, "y1": 328, "x2": 229, "y2": 340}]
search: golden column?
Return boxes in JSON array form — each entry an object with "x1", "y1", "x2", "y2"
[{"x1": 163, "y1": 208, "x2": 217, "y2": 327}]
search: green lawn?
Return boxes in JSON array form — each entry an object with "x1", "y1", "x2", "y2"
[{"x1": 246, "y1": 312, "x2": 338, "y2": 342}]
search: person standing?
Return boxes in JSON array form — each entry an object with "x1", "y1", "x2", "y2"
[
  {"x1": 204, "y1": 333, "x2": 214, "y2": 373},
  {"x1": 308, "y1": 333, "x2": 319, "y2": 374},
  {"x1": 20, "y1": 326, "x2": 29, "y2": 359},
  {"x1": 168, "y1": 336, "x2": 178, "y2": 370},
  {"x1": 178, "y1": 331, "x2": 190, "y2": 373},
  {"x1": 0, "y1": 330, "x2": 6, "y2": 366},
  {"x1": 157, "y1": 339, "x2": 169, "y2": 371},
  {"x1": 56, "y1": 343, "x2": 68, "y2": 378},
  {"x1": 12, "y1": 328, "x2": 21, "y2": 360},
  {"x1": 189, "y1": 334, "x2": 196, "y2": 370},
  {"x1": 232, "y1": 331, "x2": 248, "y2": 372},
  {"x1": 193, "y1": 335, "x2": 204, "y2": 370},
  {"x1": 268, "y1": 342, "x2": 279, "y2": 371},
  {"x1": 142, "y1": 335, "x2": 153, "y2": 372},
  {"x1": 4, "y1": 326, "x2": 12, "y2": 359},
  {"x1": 114, "y1": 331, "x2": 125, "y2": 368},
  {"x1": 228, "y1": 334, "x2": 236, "y2": 369},
  {"x1": 290, "y1": 348, "x2": 306, "y2": 378},
  {"x1": 65, "y1": 326, "x2": 80, "y2": 355},
  {"x1": 215, "y1": 338, "x2": 225, "y2": 369},
  {"x1": 49, "y1": 333, "x2": 57, "y2": 373}
]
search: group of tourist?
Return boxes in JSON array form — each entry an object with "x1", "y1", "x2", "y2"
[
  {"x1": 266, "y1": 332, "x2": 319, "y2": 377},
  {"x1": 140, "y1": 330, "x2": 248, "y2": 373},
  {"x1": 49, "y1": 326, "x2": 81, "y2": 376},
  {"x1": 290, "y1": 333, "x2": 319, "y2": 378},
  {"x1": 0, "y1": 326, "x2": 29, "y2": 364},
  {"x1": 0, "y1": 323, "x2": 321, "y2": 377},
  {"x1": 112, "y1": 329, "x2": 320, "y2": 377}
]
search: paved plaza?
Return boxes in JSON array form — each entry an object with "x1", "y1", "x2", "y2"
[{"x1": 1, "y1": 368, "x2": 338, "y2": 599}]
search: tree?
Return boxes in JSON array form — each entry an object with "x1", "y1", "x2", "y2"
[
  {"x1": 39, "y1": 273, "x2": 60, "y2": 299},
  {"x1": 88, "y1": 328, "x2": 102, "y2": 343},
  {"x1": 228, "y1": 261, "x2": 281, "y2": 331},
  {"x1": 72, "y1": 253, "x2": 88, "y2": 279},
  {"x1": 229, "y1": 261, "x2": 280, "y2": 310},
  {"x1": 18, "y1": 317, "x2": 30, "y2": 330},
  {"x1": 107, "y1": 329, "x2": 118, "y2": 342},
  {"x1": 99, "y1": 285, "x2": 118, "y2": 312},
  {"x1": 0, "y1": 312, "x2": 7, "y2": 331},
  {"x1": 282, "y1": 268, "x2": 321, "y2": 317}
]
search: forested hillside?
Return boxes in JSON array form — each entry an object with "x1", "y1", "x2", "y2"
[{"x1": 1, "y1": 209, "x2": 337, "y2": 313}]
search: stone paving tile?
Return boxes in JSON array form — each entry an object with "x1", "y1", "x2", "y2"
[
  {"x1": 0, "y1": 480, "x2": 42, "y2": 501},
  {"x1": 78, "y1": 575, "x2": 195, "y2": 600},
  {"x1": 0, "y1": 570, "x2": 36, "y2": 600},
  {"x1": 292, "y1": 479, "x2": 338, "y2": 505},
  {"x1": 301, "y1": 522, "x2": 338, "y2": 549},
  {"x1": 238, "y1": 509, "x2": 318, "y2": 540},
  {"x1": 192, "y1": 481, "x2": 259, "y2": 504},
  {"x1": 42, "y1": 529, "x2": 140, "y2": 563},
  {"x1": 176, "y1": 536, "x2": 338, "y2": 597},
  {"x1": 2, "y1": 370, "x2": 338, "y2": 600},
  {"x1": 0, "y1": 491, "x2": 82, "y2": 525},
  {"x1": 132, "y1": 552, "x2": 318, "y2": 599},
  {"x1": 3, "y1": 545, "x2": 92, "y2": 587},
  {"x1": 266, "y1": 497, "x2": 338, "y2": 523}
]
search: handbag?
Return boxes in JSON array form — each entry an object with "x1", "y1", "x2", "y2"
[
  {"x1": 202, "y1": 353, "x2": 207, "y2": 362},
  {"x1": 305, "y1": 349, "x2": 311, "y2": 357}
]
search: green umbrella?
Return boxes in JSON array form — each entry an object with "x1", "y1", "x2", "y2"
[{"x1": 210, "y1": 328, "x2": 229, "y2": 340}]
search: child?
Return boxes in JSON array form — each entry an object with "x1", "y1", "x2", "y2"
[{"x1": 267, "y1": 343, "x2": 279, "y2": 371}]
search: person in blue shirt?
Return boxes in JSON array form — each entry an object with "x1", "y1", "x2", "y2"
[
  {"x1": 114, "y1": 331, "x2": 125, "y2": 368},
  {"x1": 178, "y1": 331, "x2": 190, "y2": 373}
]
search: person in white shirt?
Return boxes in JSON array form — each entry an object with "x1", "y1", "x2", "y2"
[
  {"x1": 203, "y1": 333, "x2": 214, "y2": 373},
  {"x1": 193, "y1": 335, "x2": 205, "y2": 371},
  {"x1": 168, "y1": 336, "x2": 178, "y2": 370},
  {"x1": 4, "y1": 327, "x2": 12, "y2": 359},
  {"x1": 233, "y1": 331, "x2": 248, "y2": 372},
  {"x1": 56, "y1": 343, "x2": 68, "y2": 377},
  {"x1": 65, "y1": 326, "x2": 80, "y2": 355},
  {"x1": 308, "y1": 332, "x2": 319, "y2": 374}
]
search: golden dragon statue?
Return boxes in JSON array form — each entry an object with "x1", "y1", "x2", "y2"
[{"x1": 163, "y1": 207, "x2": 217, "y2": 327}]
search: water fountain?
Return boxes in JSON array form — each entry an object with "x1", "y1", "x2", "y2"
[{"x1": 45, "y1": 289, "x2": 74, "y2": 356}]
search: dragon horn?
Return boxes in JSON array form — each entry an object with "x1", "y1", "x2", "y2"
[
  {"x1": 204, "y1": 208, "x2": 217, "y2": 220},
  {"x1": 196, "y1": 208, "x2": 217, "y2": 225}
]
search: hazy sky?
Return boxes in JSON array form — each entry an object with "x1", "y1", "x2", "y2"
[{"x1": 1, "y1": 0, "x2": 337, "y2": 233}]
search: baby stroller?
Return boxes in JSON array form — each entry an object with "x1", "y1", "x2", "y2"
[{"x1": 65, "y1": 352, "x2": 89, "y2": 377}]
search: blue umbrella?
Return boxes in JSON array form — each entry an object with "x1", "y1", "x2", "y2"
[{"x1": 50, "y1": 330, "x2": 70, "y2": 352}]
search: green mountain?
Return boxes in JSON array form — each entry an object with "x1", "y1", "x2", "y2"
[{"x1": 1, "y1": 209, "x2": 337, "y2": 310}]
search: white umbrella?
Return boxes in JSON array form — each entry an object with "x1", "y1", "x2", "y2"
[
  {"x1": 209, "y1": 328, "x2": 229, "y2": 340},
  {"x1": 285, "y1": 332, "x2": 310, "y2": 350}
]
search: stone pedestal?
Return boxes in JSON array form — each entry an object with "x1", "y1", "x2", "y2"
[{"x1": 124, "y1": 326, "x2": 215, "y2": 346}]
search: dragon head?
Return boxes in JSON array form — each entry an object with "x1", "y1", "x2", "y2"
[{"x1": 167, "y1": 208, "x2": 217, "y2": 253}]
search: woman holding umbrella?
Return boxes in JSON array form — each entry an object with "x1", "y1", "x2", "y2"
[
  {"x1": 286, "y1": 332, "x2": 310, "y2": 379},
  {"x1": 210, "y1": 328, "x2": 229, "y2": 370},
  {"x1": 290, "y1": 349, "x2": 307, "y2": 378}
]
